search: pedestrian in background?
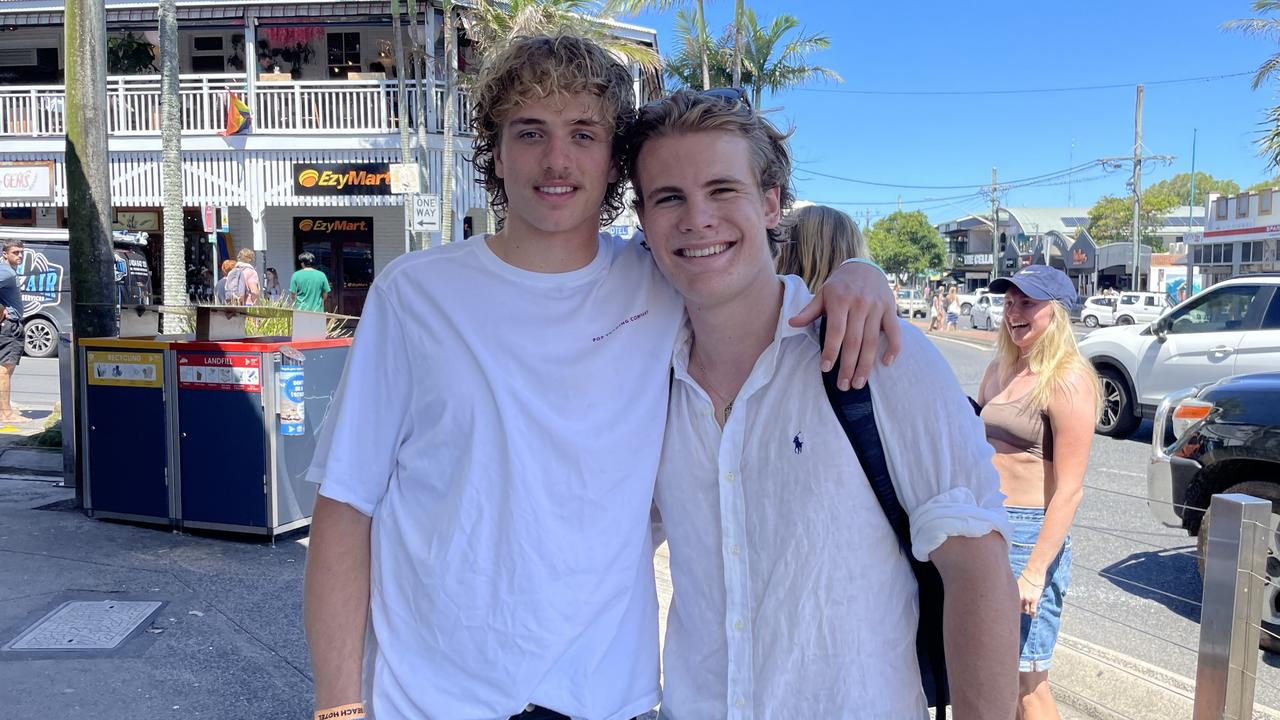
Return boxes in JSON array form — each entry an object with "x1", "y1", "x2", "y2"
[
  {"x1": 289, "y1": 252, "x2": 331, "y2": 313},
  {"x1": 214, "y1": 259, "x2": 236, "y2": 304},
  {"x1": 224, "y1": 248, "x2": 261, "y2": 306},
  {"x1": 976, "y1": 265, "x2": 1101, "y2": 720},
  {"x1": 774, "y1": 204, "x2": 872, "y2": 292},
  {"x1": 945, "y1": 287, "x2": 960, "y2": 332},
  {"x1": 929, "y1": 287, "x2": 945, "y2": 332},
  {"x1": 263, "y1": 268, "x2": 283, "y2": 301},
  {"x1": 0, "y1": 239, "x2": 26, "y2": 423}
]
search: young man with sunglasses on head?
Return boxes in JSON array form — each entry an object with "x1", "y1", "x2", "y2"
[
  {"x1": 302, "y1": 36, "x2": 899, "y2": 720},
  {"x1": 626, "y1": 90, "x2": 1020, "y2": 718}
]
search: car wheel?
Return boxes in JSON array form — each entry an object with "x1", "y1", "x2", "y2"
[
  {"x1": 1095, "y1": 367, "x2": 1140, "y2": 437},
  {"x1": 1117, "y1": 315, "x2": 1135, "y2": 326},
  {"x1": 1084, "y1": 315, "x2": 1099, "y2": 328},
  {"x1": 1197, "y1": 481, "x2": 1280, "y2": 654},
  {"x1": 961, "y1": 303, "x2": 972, "y2": 316},
  {"x1": 23, "y1": 318, "x2": 57, "y2": 359}
]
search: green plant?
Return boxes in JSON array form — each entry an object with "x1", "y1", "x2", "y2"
[
  {"x1": 107, "y1": 32, "x2": 158, "y2": 75},
  {"x1": 171, "y1": 298, "x2": 351, "y2": 340}
]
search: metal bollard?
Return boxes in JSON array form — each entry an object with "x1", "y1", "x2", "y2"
[
  {"x1": 1192, "y1": 493, "x2": 1270, "y2": 720},
  {"x1": 56, "y1": 331, "x2": 76, "y2": 491}
]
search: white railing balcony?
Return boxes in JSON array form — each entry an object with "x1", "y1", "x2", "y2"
[{"x1": 0, "y1": 74, "x2": 473, "y2": 138}]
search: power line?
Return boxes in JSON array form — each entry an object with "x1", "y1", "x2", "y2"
[
  {"x1": 795, "y1": 159, "x2": 1109, "y2": 190},
  {"x1": 795, "y1": 70, "x2": 1252, "y2": 97}
]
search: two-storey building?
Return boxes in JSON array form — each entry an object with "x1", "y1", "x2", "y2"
[
  {"x1": 0, "y1": 0, "x2": 659, "y2": 313},
  {"x1": 1199, "y1": 189, "x2": 1280, "y2": 287}
]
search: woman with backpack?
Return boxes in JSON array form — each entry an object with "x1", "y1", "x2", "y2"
[{"x1": 975, "y1": 265, "x2": 1100, "y2": 720}]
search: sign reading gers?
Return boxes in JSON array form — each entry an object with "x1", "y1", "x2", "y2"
[
  {"x1": 0, "y1": 161, "x2": 55, "y2": 200},
  {"x1": 294, "y1": 162, "x2": 392, "y2": 196}
]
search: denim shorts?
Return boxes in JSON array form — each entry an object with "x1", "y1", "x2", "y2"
[{"x1": 1007, "y1": 506, "x2": 1072, "y2": 673}]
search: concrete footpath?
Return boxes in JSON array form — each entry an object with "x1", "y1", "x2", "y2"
[{"x1": 1, "y1": 448, "x2": 1277, "y2": 718}]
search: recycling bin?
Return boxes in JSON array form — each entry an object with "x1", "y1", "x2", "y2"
[
  {"x1": 172, "y1": 338, "x2": 351, "y2": 536},
  {"x1": 79, "y1": 338, "x2": 176, "y2": 526}
]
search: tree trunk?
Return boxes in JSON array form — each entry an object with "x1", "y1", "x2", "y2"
[
  {"x1": 441, "y1": 0, "x2": 456, "y2": 244},
  {"x1": 697, "y1": 0, "x2": 710, "y2": 90},
  {"x1": 65, "y1": 0, "x2": 117, "y2": 504},
  {"x1": 731, "y1": 0, "x2": 743, "y2": 88},
  {"x1": 159, "y1": 0, "x2": 185, "y2": 331},
  {"x1": 392, "y1": 0, "x2": 415, "y2": 253}
]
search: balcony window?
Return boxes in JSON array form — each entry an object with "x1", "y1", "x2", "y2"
[
  {"x1": 327, "y1": 32, "x2": 361, "y2": 78},
  {"x1": 1216, "y1": 197, "x2": 1228, "y2": 219},
  {"x1": 1237, "y1": 192, "x2": 1250, "y2": 217},
  {"x1": 191, "y1": 35, "x2": 225, "y2": 73},
  {"x1": 1262, "y1": 190, "x2": 1274, "y2": 215}
]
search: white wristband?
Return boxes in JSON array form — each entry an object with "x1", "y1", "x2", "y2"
[{"x1": 840, "y1": 257, "x2": 886, "y2": 276}]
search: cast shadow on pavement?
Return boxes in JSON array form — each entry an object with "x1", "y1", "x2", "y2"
[{"x1": 1099, "y1": 549, "x2": 1203, "y2": 625}]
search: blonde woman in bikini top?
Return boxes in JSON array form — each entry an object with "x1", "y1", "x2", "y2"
[{"x1": 976, "y1": 265, "x2": 1101, "y2": 720}]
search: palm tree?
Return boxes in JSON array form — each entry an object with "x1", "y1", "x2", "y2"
[
  {"x1": 158, "y1": 0, "x2": 185, "y2": 329},
  {"x1": 1225, "y1": 2, "x2": 1280, "y2": 168},
  {"x1": 609, "y1": 0, "x2": 714, "y2": 89},
  {"x1": 731, "y1": 0, "x2": 744, "y2": 88},
  {"x1": 391, "y1": 0, "x2": 419, "y2": 249},
  {"x1": 664, "y1": 9, "x2": 732, "y2": 89},
  {"x1": 738, "y1": 9, "x2": 840, "y2": 108}
]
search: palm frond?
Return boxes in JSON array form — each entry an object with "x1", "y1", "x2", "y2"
[{"x1": 1253, "y1": 53, "x2": 1280, "y2": 89}]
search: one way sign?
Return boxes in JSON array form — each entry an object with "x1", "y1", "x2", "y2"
[{"x1": 411, "y1": 195, "x2": 441, "y2": 233}]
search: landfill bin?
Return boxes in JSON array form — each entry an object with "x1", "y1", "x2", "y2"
[
  {"x1": 173, "y1": 338, "x2": 351, "y2": 536},
  {"x1": 79, "y1": 338, "x2": 175, "y2": 526}
]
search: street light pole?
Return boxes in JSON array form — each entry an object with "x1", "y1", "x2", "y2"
[
  {"x1": 1186, "y1": 129, "x2": 1197, "y2": 299},
  {"x1": 1130, "y1": 85, "x2": 1145, "y2": 292}
]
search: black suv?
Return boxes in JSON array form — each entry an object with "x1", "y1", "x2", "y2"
[{"x1": 1148, "y1": 372, "x2": 1280, "y2": 650}]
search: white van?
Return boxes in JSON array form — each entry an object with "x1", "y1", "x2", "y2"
[{"x1": 1114, "y1": 291, "x2": 1169, "y2": 326}]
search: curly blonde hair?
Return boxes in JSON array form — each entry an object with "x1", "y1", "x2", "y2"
[
  {"x1": 625, "y1": 89, "x2": 795, "y2": 243},
  {"x1": 469, "y1": 34, "x2": 637, "y2": 226}
]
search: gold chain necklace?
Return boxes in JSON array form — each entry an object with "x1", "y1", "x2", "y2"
[{"x1": 692, "y1": 348, "x2": 736, "y2": 424}]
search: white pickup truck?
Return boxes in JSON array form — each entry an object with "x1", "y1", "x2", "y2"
[{"x1": 954, "y1": 288, "x2": 994, "y2": 316}]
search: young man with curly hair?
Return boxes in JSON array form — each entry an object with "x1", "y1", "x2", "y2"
[
  {"x1": 303, "y1": 35, "x2": 897, "y2": 720},
  {"x1": 627, "y1": 90, "x2": 1020, "y2": 718}
]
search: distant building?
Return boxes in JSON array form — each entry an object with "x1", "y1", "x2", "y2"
[{"x1": 1195, "y1": 190, "x2": 1280, "y2": 286}]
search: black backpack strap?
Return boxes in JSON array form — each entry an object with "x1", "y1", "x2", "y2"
[{"x1": 818, "y1": 317, "x2": 950, "y2": 713}]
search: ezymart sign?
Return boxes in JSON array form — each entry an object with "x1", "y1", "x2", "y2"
[{"x1": 0, "y1": 162, "x2": 54, "y2": 200}]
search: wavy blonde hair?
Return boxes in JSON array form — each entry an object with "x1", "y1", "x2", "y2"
[
  {"x1": 995, "y1": 301, "x2": 1102, "y2": 418},
  {"x1": 774, "y1": 205, "x2": 870, "y2": 292}
]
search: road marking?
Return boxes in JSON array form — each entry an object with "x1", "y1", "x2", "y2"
[
  {"x1": 923, "y1": 334, "x2": 993, "y2": 352},
  {"x1": 1098, "y1": 468, "x2": 1145, "y2": 478}
]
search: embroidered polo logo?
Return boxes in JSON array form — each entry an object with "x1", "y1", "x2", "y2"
[{"x1": 793, "y1": 431, "x2": 804, "y2": 454}]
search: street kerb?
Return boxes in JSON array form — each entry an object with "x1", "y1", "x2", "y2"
[{"x1": 1052, "y1": 632, "x2": 1280, "y2": 719}]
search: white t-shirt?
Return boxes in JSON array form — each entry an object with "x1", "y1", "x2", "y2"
[
  {"x1": 655, "y1": 275, "x2": 1011, "y2": 719},
  {"x1": 309, "y1": 233, "x2": 684, "y2": 720}
]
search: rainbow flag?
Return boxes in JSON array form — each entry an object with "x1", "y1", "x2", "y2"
[{"x1": 220, "y1": 91, "x2": 251, "y2": 136}]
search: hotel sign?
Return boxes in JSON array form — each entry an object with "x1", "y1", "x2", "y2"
[
  {"x1": 0, "y1": 161, "x2": 54, "y2": 200},
  {"x1": 293, "y1": 162, "x2": 392, "y2": 196}
]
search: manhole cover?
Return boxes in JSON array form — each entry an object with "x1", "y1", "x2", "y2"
[{"x1": 6, "y1": 600, "x2": 161, "y2": 651}]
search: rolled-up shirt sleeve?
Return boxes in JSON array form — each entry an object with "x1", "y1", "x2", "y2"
[
  {"x1": 306, "y1": 282, "x2": 413, "y2": 516},
  {"x1": 867, "y1": 323, "x2": 1013, "y2": 561}
]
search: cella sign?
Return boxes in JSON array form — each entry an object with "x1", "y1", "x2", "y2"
[{"x1": 0, "y1": 162, "x2": 55, "y2": 200}]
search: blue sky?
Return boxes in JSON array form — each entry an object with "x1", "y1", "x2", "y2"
[{"x1": 620, "y1": 0, "x2": 1280, "y2": 225}]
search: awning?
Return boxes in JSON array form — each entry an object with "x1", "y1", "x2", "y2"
[{"x1": 0, "y1": 6, "x2": 246, "y2": 25}]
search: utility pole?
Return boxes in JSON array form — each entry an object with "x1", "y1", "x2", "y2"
[
  {"x1": 391, "y1": 0, "x2": 415, "y2": 253},
  {"x1": 1186, "y1": 129, "x2": 1197, "y2": 300},
  {"x1": 1130, "y1": 84, "x2": 1144, "y2": 292},
  {"x1": 991, "y1": 167, "x2": 1000, "y2": 279},
  {"x1": 65, "y1": 0, "x2": 118, "y2": 505}
]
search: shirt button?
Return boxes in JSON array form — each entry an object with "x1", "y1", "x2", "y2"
[
  {"x1": 734, "y1": 618, "x2": 745, "y2": 631},
  {"x1": 735, "y1": 696, "x2": 746, "y2": 708},
  {"x1": 730, "y1": 544, "x2": 742, "y2": 556},
  {"x1": 725, "y1": 472, "x2": 735, "y2": 483}
]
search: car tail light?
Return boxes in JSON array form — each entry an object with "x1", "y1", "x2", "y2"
[{"x1": 1171, "y1": 399, "x2": 1213, "y2": 439}]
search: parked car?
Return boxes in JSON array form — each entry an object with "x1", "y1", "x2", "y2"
[
  {"x1": 896, "y1": 288, "x2": 927, "y2": 318},
  {"x1": 954, "y1": 287, "x2": 993, "y2": 316},
  {"x1": 1079, "y1": 274, "x2": 1280, "y2": 436},
  {"x1": 1148, "y1": 372, "x2": 1280, "y2": 651},
  {"x1": 1114, "y1": 291, "x2": 1170, "y2": 326},
  {"x1": 0, "y1": 226, "x2": 153, "y2": 358},
  {"x1": 1079, "y1": 295, "x2": 1118, "y2": 328},
  {"x1": 970, "y1": 293, "x2": 1004, "y2": 331}
]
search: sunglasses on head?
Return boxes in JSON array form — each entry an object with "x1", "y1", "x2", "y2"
[{"x1": 701, "y1": 87, "x2": 750, "y2": 108}]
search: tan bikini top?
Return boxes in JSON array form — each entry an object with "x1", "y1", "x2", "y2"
[{"x1": 981, "y1": 397, "x2": 1055, "y2": 461}]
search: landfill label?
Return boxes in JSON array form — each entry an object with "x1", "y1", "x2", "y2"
[{"x1": 177, "y1": 353, "x2": 261, "y2": 392}]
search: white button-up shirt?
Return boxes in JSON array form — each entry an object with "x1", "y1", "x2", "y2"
[{"x1": 655, "y1": 275, "x2": 1012, "y2": 720}]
